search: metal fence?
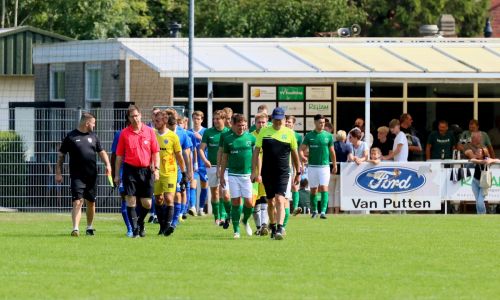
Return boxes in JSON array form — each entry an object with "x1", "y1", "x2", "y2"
[{"x1": 0, "y1": 108, "x2": 131, "y2": 212}]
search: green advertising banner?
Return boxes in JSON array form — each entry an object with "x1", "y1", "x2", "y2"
[{"x1": 278, "y1": 86, "x2": 304, "y2": 101}]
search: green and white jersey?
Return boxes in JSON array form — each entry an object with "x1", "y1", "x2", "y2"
[
  {"x1": 219, "y1": 128, "x2": 235, "y2": 148},
  {"x1": 201, "y1": 126, "x2": 229, "y2": 165},
  {"x1": 294, "y1": 131, "x2": 303, "y2": 146},
  {"x1": 223, "y1": 132, "x2": 256, "y2": 176},
  {"x1": 302, "y1": 130, "x2": 333, "y2": 166}
]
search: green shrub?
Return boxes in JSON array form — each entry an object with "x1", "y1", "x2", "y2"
[{"x1": 0, "y1": 131, "x2": 26, "y2": 206}]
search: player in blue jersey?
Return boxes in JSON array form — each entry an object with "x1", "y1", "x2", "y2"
[
  {"x1": 166, "y1": 109, "x2": 193, "y2": 230},
  {"x1": 189, "y1": 111, "x2": 209, "y2": 216}
]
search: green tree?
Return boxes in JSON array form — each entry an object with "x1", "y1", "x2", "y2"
[{"x1": 361, "y1": 0, "x2": 489, "y2": 37}]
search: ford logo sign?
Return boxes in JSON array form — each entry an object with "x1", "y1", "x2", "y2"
[{"x1": 355, "y1": 167, "x2": 425, "y2": 194}]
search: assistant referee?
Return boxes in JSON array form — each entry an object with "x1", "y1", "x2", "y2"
[{"x1": 114, "y1": 105, "x2": 160, "y2": 238}]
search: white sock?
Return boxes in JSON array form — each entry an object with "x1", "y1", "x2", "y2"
[
  {"x1": 87, "y1": 225, "x2": 93, "y2": 230},
  {"x1": 253, "y1": 204, "x2": 261, "y2": 227},
  {"x1": 73, "y1": 227, "x2": 79, "y2": 231},
  {"x1": 260, "y1": 203, "x2": 268, "y2": 225}
]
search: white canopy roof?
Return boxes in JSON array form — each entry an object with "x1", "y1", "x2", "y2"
[{"x1": 33, "y1": 37, "x2": 500, "y2": 79}]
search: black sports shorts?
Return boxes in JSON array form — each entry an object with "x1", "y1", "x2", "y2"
[
  {"x1": 262, "y1": 171, "x2": 289, "y2": 200},
  {"x1": 70, "y1": 178, "x2": 97, "y2": 202},
  {"x1": 123, "y1": 163, "x2": 154, "y2": 199}
]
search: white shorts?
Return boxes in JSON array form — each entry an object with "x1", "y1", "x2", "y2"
[
  {"x1": 308, "y1": 166, "x2": 331, "y2": 188},
  {"x1": 228, "y1": 175, "x2": 252, "y2": 199},
  {"x1": 207, "y1": 166, "x2": 228, "y2": 188}
]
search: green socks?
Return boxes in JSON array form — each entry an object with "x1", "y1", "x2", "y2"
[
  {"x1": 320, "y1": 191, "x2": 329, "y2": 214},
  {"x1": 310, "y1": 193, "x2": 318, "y2": 212},
  {"x1": 219, "y1": 199, "x2": 226, "y2": 220},
  {"x1": 283, "y1": 207, "x2": 290, "y2": 228},
  {"x1": 224, "y1": 201, "x2": 232, "y2": 217},
  {"x1": 231, "y1": 205, "x2": 242, "y2": 233},
  {"x1": 211, "y1": 201, "x2": 219, "y2": 221},
  {"x1": 242, "y1": 206, "x2": 253, "y2": 224},
  {"x1": 292, "y1": 191, "x2": 299, "y2": 210}
]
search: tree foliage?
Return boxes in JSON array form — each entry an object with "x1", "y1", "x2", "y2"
[{"x1": 0, "y1": 0, "x2": 490, "y2": 39}]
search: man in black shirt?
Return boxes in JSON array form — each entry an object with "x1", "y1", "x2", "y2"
[
  {"x1": 400, "y1": 113, "x2": 423, "y2": 161},
  {"x1": 56, "y1": 112, "x2": 111, "y2": 237},
  {"x1": 372, "y1": 126, "x2": 394, "y2": 157}
]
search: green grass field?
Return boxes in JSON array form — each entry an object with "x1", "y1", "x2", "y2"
[{"x1": 1, "y1": 213, "x2": 499, "y2": 299}]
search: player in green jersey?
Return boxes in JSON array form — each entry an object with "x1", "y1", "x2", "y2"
[
  {"x1": 300, "y1": 114, "x2": 337, "y2": 219},
  {"x1": 220, "y1": 114, "x2": 256, "y2": 239},
  {"x1": 285, "y1": 115, "x2": 304, "y2": 228},
  {"x1": 199, "y1": 110, "x2": 230, "y2": 226}
]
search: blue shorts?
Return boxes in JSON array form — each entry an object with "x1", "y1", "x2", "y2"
[
  {"x1": 194, "y1": 167, "x2": 208, "y2": 183},
  {"x1": 176, "y1": 171, "x2": 191, "y2": 192}
]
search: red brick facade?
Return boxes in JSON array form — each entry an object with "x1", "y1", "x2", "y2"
[{"x1": 491, "y1": 0, "x2": 500, "y2": 37}]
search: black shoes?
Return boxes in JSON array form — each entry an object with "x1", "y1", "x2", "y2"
[{"x1": 85, "y1": 229, "x2": 95, "y2": 236}]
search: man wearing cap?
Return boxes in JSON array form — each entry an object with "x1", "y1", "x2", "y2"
[{"x1": 251, "y1": 107, "x2": 300, "y2": 240}]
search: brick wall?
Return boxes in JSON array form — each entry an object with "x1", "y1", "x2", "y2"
[
  {"x1": 34, "y1": 64, "x2": 49, "y2": 102},
  {"x1": 64, "y1": 63, "x2": 85, "y2": 108},
  {"x1": 101, "y1": 61, "x2": 125, "y2": 109},
  {"x1": 491, "y1": 0, "x2": 500, "y2": 37},
  {"x1": 130, "y1": 60, "x2": 173, "y2": 110}
]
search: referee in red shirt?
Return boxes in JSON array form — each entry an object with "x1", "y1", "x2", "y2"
[{"x1": 114, "y1": 105, "x2": 160, "y2": 238}]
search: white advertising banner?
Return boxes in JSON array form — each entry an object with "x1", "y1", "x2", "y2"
[
  {"x1": 305, "y1": 116, "x2": 331, "y2": 131},
  {"x1": 341, "y1": 162, "x2": 442, "y2": 210},
  {"x1": 250, "y1": 101, "x2": 276, "y2": 115},
  {"x1": 306, "y1": 86, "x2": 332, "y2": 100},
  {"x1": 293, "y1": 117, "x2": 304, "y2": 132},
  {"x1": 250, "y1": 86, "x2": 276, "y2": 100},
  {"x1": 279, "y1": 101, "x2": 304, "y2": 115},
  {"x1": 444, "y1": 167, "x2": 500, "y2": 203},
  {"x1": 306, "y1": 102, "x2": 332, "y2": 115}
]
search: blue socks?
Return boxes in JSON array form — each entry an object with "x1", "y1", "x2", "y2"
[
  {"x1": 189, "y1": 187, "x2": 197, "y2": 208},
  {"x1": 172, "y1": 203, "x2": 182, "y2": 227},
  {"x1": 199, "y1": 188, "x2": 208, "y2": 211},
  {"x1": 121, "y1": 200, "x2": 132, "y2": 231}
]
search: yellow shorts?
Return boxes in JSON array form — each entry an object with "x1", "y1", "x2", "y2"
[
  {"x1": 252, "y1": 182, "x2": 266, "y2": 203},
  {"x1": 154, "y1": 174, "x2": 178, "y2": 195}
]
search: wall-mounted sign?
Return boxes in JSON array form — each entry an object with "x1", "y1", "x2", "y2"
[
  {"x1": 250, "y1": 86, "x2": 276, "y2": 100},
  {"x1": 278, "y1": 102, "x2": 304, "y2": 115},
  {"x1": 305, "y1": 116, "x2": 331, "y2": 131},
  {"x1": 293, "y1": 117, "x2": 304, "y2": 132},
  {"x1": 306, "y1": 102, "x2": 331, "y2": 115},
  {"x1": 306, "y1": 86, "x2": 332, "y2": 100},
  {"x1": 278, "y1": 86, "x2": 304, "y2": 101},
  {"x1": 250, "y1": 101, "x2": 276, "y2": 115}
]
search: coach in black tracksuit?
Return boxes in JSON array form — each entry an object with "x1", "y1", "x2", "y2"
[{"x1": 56, "y1": 112, "x2": 111, "y2": 237}]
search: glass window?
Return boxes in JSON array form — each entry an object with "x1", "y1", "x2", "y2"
[
  {"x1": 408, "y1": 83, "x2": 473, "y2": 98},
  {"x1": 337, "y1": 82, "x2": 365, "y2": 97},
  {"x1": 173, "y1": 78, "x2": 208, "y2": 98},
  {"x1": 213, "y1": 82, "x2": 243, "y2": 98},
  {"x1": 50, "y1": 64, "x2": 65, "y2": 101},
  {"x1": 86, "y1": 63, "x2": 101, "y2": 101},
  {"x1": 478, "y1": 84, "x2": 500, "y2": 98}
]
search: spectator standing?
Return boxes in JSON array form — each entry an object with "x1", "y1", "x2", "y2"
[
  {"x1": 372, "y1": 126, "x2": 394, "y2": 157},
  {"x1": 426, "y1": 120, "x2": 456, "y2": 160},
  {"x1": 332, "y1": 130, "x2": 351, "y2": 214},
  {"x1": 383, "y1": 119, "x2": 408, "y2": 162},
  {"x1": 400, "y1": 113, "x2": 423, "y2": 161},
  {"x1": 459, "y1": 119, "x2": 495, "y2": 159}
]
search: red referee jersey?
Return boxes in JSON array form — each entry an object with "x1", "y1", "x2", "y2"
[{"x1": 116, "y1": 123, "x2": 159, "y2": 168}]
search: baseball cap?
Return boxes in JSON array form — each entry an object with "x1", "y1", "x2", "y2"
[{"x1": 271, "y1": 107, "x2": 285, "y2": 120}]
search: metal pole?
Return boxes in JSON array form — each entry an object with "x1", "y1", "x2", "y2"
[
  {"x1": 207, "y1": 79, "x2": 213, "y2": 128},
  {"x1": 1, "y1": 0, "x2": 5, "y2": 28},
  {"x1": 365, "y1": 79, "x2": 371, "y2": 159},
  {"x1": 14, "y1": 0, "x2": 18, "y2": 27},
  {"x1": 188, "y1": 0, "x2": 195, "y2": 126}
]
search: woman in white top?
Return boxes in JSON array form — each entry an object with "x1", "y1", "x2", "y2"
[{"x1": 347, "y1": 128, "x2": 369, "y2": 164}]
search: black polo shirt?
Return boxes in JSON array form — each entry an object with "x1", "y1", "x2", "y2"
[{"x1": 60, "y1": 129, "x2": 103, "y2": 181}]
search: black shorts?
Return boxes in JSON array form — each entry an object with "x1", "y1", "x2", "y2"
[
  {"x1": 262, "y1": 171, "x2": 289, "y2": 200},
  {"x1": 123, "y1": 163, "x2": 154, "y2": 199},
  {"x1": 70, "y1": 178, "x2": 97, "y2": 202}
]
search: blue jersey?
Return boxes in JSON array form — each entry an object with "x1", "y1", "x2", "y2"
[
  {"x1": 111, "y1": 129, "x2": 125, "y2": 192},
  {"x1": 189, "y1": 127, "x2": 206, "y2": 170},
  {"x1": 175, "y1": 126, "x2": 193, "y2": 175}
]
